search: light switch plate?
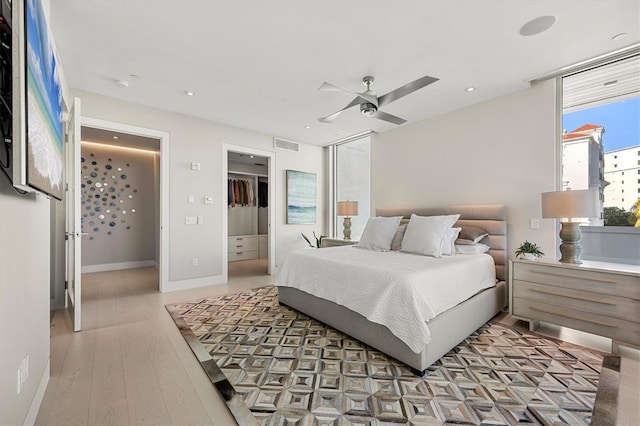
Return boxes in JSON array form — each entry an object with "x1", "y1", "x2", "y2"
[
  {"x1": 530, "y1": 218, "x2": 540, "y2": 229},
  {"x1": 191, "y1": 162, "x2": 201, "y2": 171},
  {"x1": 204, "y1": 196, "x2": 214, "y2": 204}
]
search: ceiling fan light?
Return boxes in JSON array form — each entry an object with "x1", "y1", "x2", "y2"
[{"x1": 360, "y1": 102, "x2": 377, "y2": 116}]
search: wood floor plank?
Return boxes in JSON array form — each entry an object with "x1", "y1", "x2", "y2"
[
  {"x1": 87, "y1": 325, "x2": 129, "y2": 425},
  {"x1": 119, "y1": 320, "x2": 171, "y2": 425},
  {"x1": 43, "y1": 329, "x2": 95, "y2": 425}
]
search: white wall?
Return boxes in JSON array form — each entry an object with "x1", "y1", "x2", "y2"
[
  {"x1": 0, "y1": 184, "x2": 51, "y2": 424},
  {"x1": 72, "y1": 89, "x2": 326, "y2": 289},
  {"x1": 371, "y1": 80, "x2": 558, "y2": 260}
]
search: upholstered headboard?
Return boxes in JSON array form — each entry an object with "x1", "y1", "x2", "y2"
[{"x1": 376, "y1": 205, "x2": 508, "y2": 282}]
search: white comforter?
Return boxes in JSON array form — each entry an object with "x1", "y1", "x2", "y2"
[{"x1": 276, "y1": 246, "x2": 496, "y2": 353}]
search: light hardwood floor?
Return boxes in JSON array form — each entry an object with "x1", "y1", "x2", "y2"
[{"x1": 36, "y1": 260, "x2": 639, "y2": 425}]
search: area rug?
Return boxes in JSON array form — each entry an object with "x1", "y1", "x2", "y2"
[{"x1": 166, "y1": 286, "x2": 619, "y2": 425}]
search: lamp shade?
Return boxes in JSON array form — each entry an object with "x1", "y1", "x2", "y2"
[
  {"x1": 541, "y1": 189, "x2": 599, "y2": 219},
  {"x1": 337, "y1": 200, "x2": 358, "y2": 216}
]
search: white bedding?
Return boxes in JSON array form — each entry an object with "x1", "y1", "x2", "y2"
[{"x1": 276, "y1": 246, "x2": 496, "y2": 352}]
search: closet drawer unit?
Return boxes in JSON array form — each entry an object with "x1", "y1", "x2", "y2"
[
  {"x1": 258, "y1": 235, "x2": 268, "y2": 259},
  {"x1": 513, "y1": 262, "x2": 640, "y2": 300},
  {"x1": 228, "y1": 236, "x2": 258, "y2": 252},
  {"x1": 229, "y1": 250, "x2": 258, "y2": 261},
  {"x1": 512, "y1": 280, "x2": 640, "y2": 323}
]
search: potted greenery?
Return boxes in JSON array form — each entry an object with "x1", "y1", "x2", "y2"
[
  {"x1": 302, "y1": 231, "x2": 325, "y2": 248},
  {"x1": 515, "y1": 240, "x2": 544, "y2": 261}
]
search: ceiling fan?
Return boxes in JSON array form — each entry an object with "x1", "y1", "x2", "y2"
[{"x1": 318, "y1": 74, "x2": 439, "y2": 125}]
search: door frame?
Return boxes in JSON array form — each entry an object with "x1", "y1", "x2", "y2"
[
  {"x1": 222, "y1": 144, "x2": 276, "y2": 279},
  {"x1": 81, "y1": 117, "x2": 170, "y2": 292}
]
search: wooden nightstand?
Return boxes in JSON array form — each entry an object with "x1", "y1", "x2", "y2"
[
  {"x1": 509, "y1": 258, "x2": 640, "y2": 352},
  {"x1": 321, "y1": 238, "x2": 358, "y2": 248}
]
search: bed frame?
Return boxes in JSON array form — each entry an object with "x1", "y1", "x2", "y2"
[{"x1": 278, "y1": 205, "x2": 507, "y2": 373}]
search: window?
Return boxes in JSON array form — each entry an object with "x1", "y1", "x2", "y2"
[
  {"x1": 333, "y1": 134, "x2": 370, "y2": 240},
  {"x1": 562, "y1": 54, "x2": 639, "y2": 227}
]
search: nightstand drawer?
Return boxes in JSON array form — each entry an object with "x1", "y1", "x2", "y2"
[
  {"x1": 513, "y1": 263, "x2": 640, "y2": 300},
  {"x1": 513, "y1": 280, "x2": 640, "y2": 323},
  {"x1": 513, "y1": 298, "x2": 640, "y2": 346}
]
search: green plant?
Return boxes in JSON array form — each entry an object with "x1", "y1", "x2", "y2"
[
  {"x1": 302, "y1": 231, "x2": 325, "y2": 248},
  {"x1": 515, "y1": 240, "x2": 544, "y2": 258}
]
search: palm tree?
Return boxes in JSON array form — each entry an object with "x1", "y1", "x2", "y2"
[{"x1": 630, "y1": 198, "x2": 640, "y2": 228}]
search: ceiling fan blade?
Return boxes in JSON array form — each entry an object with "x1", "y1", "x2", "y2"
[
  {"x1": 319, "y1": 81, "x2": 378, "y2": 105},
  {"x1": 318, "y1": 97, "x2": 361, "y2": 123},
  {"x1": 372, "y1": 110, "x2": 407, "y2": 125},
  {"x1": 377, "y1": 75, "x2": 439, "y2": 107}
]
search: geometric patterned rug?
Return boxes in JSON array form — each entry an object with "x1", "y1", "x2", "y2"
[{"x1": 165, "y1": 286, "x2": 619, "y2": 426}]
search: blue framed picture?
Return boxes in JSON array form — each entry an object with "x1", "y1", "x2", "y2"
[{"x1": 286, "y1": 170, "x2": 316, "y2": 224}]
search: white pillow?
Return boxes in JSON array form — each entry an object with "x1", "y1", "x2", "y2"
[
  {"x1": 356, "y1": 216, "x2": 403, "y2": 252},
  {"x1": 455, "y1": 243, "x2": 491, "y2": 255},
  {"x1": 401, "y1": 214, "x2": 460, "y2": 258},
  {"x1": 441, "y1": 227, "x2": 462, "y2": 256}
]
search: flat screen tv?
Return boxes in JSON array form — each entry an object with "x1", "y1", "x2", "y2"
[{"x1": 12, "y1": 0, "x2": 64, "y2": 200}]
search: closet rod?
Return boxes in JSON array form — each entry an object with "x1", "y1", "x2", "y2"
[{"x1": 228, "y1": 171, "x2": 267, "y2": 178}]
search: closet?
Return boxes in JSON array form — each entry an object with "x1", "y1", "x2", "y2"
[{"x1": 227, "y1": 153, "x2": 269, "y2": 263}]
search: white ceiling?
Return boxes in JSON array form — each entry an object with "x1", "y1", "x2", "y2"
[{"x1": 49, "y1": 1, "x2": 640, "y2": 147}]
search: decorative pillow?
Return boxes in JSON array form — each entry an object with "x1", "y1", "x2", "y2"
[
  {"x1": 441, "y1": 227, "x2": 462, "y2": 256},
  {"x1": 401, "y1": 214, "x2": 460, "y2": 258},
  {"x1": 455, "y1": 243, "x2": 491, "y2": 255},
  {"x1": 456, "y1": 226, "x2": 489, "y2": 245},
  {"x1": 356, "y1": 216, "x2": 403, "y2": 252},
  {"x1": 390, "y1": 223, "x2": 407, "y2": 251}
]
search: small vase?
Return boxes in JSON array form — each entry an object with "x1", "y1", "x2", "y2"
[{"x1": 522, "y1": 253, "x2": 537, "y2": 261}]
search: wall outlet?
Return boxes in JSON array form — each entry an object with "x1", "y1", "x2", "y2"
[
  {"x1": 192, "y1": 258, "x2": 198, "y2": 266},
  {"x1": 188, "y1": 195, "x2": 195, "y2": 203},
  {"x1": 190, "y1": 162, "x2": 201, "y2": 171},
  {"x1": 197, "y1": 216, "x2": 203, "y2": 225}
]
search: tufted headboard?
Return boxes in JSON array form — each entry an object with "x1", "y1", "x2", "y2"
[{"x1": 376, "y1": 205, "x2": 508, "y2": 282}]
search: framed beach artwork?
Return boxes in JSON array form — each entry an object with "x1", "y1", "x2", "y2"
[
  {"x1": 286, "y1": 170, "x2": 316, "y2": 224},
  {"x1": 25, "y1": 0, "x2": 64, "y2": 200}
]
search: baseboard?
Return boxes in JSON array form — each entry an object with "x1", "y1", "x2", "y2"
[
  {"x1": 163, "y1": 274, "x2": 226, "y2": 293},
  {"x1": 23, "y1": 359, "x2": 49, "y2": 426},
  {"x1": 81, "y1": 260, "x2": 156, "y2": 273}
]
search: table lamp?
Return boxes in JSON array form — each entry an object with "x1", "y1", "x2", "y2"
[
  {"x1": 541, "y1": 189, "x2": 599, "y2": 264},
  {"x1": 337, "y1": 200, "x2": 358, "y2": 240}
]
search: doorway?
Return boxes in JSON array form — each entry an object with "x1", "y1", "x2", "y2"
[
  {"x1": 222, "y1": 144, "x2": 276, "y2": 281},
  {"x1": 79, "y1": 118, "x2": 169, "y2": 294}
]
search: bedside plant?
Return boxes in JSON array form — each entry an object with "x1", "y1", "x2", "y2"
[
  {"x1": 515, "y1": 240, "x2": 544, "y2": 261},
  {"x1": 302, "y1": 231, "x2": 325, "y2": 248}
]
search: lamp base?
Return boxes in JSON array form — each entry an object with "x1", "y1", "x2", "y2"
[
  {"x1": 558, "y1": 222, "x2": 583, "y2": 264},
  {"x1": 342, "y1": 217, "x2": 352, "y2": 240}
]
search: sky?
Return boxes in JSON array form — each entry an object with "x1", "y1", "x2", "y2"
[{"x1": 563, "y1": 97, "x2": 640, "y2": 153}]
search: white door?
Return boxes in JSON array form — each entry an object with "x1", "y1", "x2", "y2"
[{"x1": 65, "y1": 97, "x2": 82, "y2": 331}]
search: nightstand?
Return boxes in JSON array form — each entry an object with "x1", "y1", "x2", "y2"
[
  {"x1": 509, "y1": 258, "x2": 640, "y2": 352},
  {"x1": 321, "y1": 238, "x2": 358, "y2": 248}
]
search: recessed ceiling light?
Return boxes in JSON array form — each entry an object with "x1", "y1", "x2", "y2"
[
  {"x1": 114, "y1": 79, "x2": 129, "y2": 88},
  {"x1": 612, "y1": 33, "x2": 628, "y2": 41},
  {"x1": 519, "y1": 15, "x2": 557, "y2": 36},
  {"x1": 184, "y1": 90, "x2": 195, "y2": 96},
  {"x1": 305, "y1": 125, "x2": 312, "y2": 129},
  {"x1": 465, "y1": 87, "x2": 475, "y2": 92},
  {"x1": 112, "y1": 136, "x2": 119, "y2": 140},
  {"x1": 604, "y1": 80, "x2": 618, "y2": 87},
  {"x1": 129, "y1": 74, "x2": 140, "y2": 79},
  {"x1": 250, "y1": 155, "x2": 255, "y2": 158}
]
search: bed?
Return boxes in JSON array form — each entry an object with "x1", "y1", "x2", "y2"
[{"x1": 277, "y1": 205, "x2": 507, "y2": 374}]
